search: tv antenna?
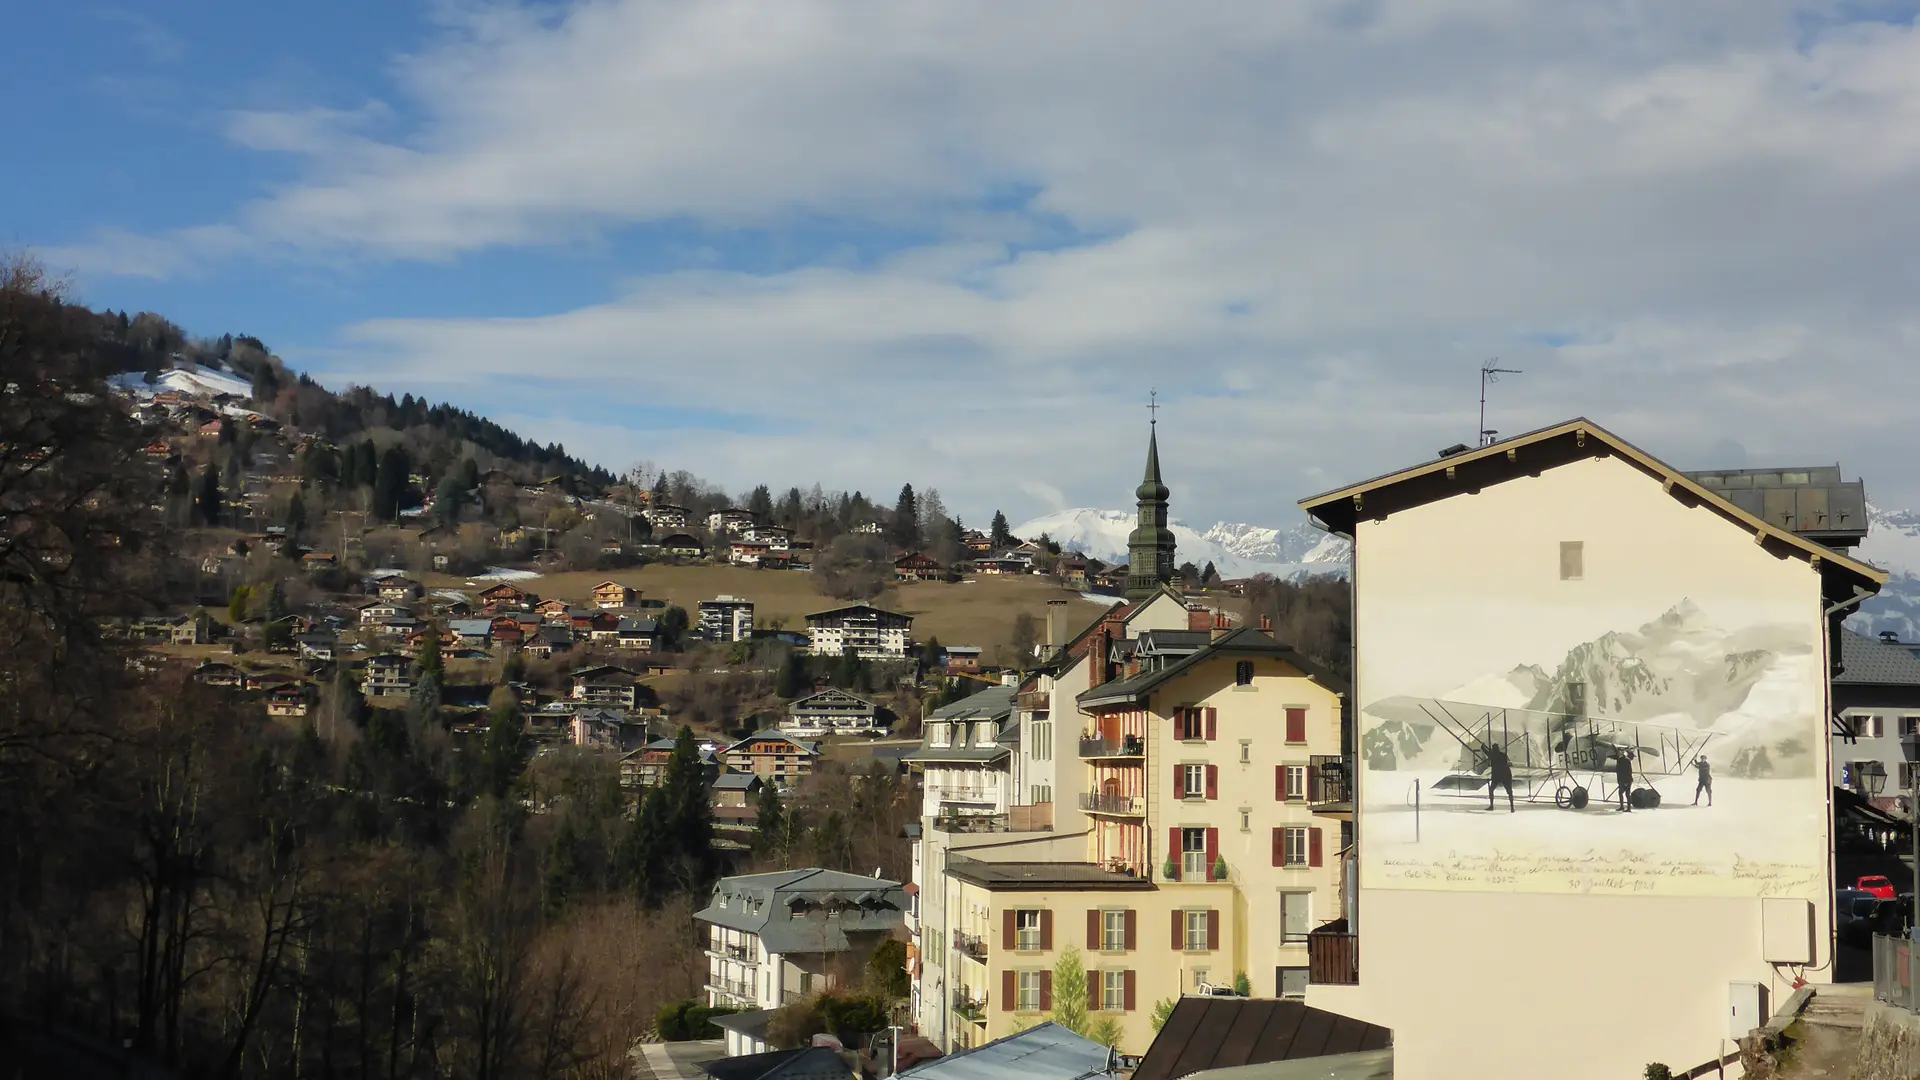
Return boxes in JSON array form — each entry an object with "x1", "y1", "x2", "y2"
[{"x1": 1478, "y1": 359, "x2": 1522, "y2": 447}]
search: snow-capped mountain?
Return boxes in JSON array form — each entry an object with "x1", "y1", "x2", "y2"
[
  {"x1": 110, "y1": 362, "x2": 253, "y2": 400},
  {"x1": 1851, "y1": 505, "x2": 1920, "y2": 640},
  {"x1": 1011, "y1": 509, "x2": 1348, "y2": 581}
]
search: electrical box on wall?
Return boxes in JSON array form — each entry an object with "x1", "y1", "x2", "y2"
[
  {"x1": 1729, "y1": 982, "x2": 1766, "y2": 1040},
  {"x1": 1761, "y1": 897, "x2": 1814, "y2": 964}
]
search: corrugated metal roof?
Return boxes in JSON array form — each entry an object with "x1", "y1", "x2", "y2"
[
  {"x1": 897, "y1": 1022, "x2": 1112, "y2": 1080},
  {"x1": 1132, "y1": 998, "x2": 1391, "y2": 1080},
  {"x1": 1836, "y1": 628, "x2": 1920, "y2": 686}
]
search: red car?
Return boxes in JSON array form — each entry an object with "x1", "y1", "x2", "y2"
[{"x1": 1858, "y1": 875, "x2": 1897, "y2": 900}]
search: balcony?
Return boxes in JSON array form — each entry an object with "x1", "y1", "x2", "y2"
[
  {"x1": 1078, "y1": 735, "x2": 1145, "y2": 760},
  {"x1": 707, "y1": 943, "x2": 757, "y2": 964},
  {"x1": 1017, "y1": 690, "x2": 1049, "y2": 712},
  {"x1": 1308, "y1": 930, "x2": 1359, "y2": 986},
  {"x1": 1310, "y1": 755, "x2": 1353, "y2": 812},
  {"x1": 951, "y1": 990, "x2": 987, "y2": 1023},
  {"x1": 707, "y1": 979, "x2": 756, "y2": 1001},
  {"x1": 953, "y1": 932, "x2": 989, "y2": 962},
  {"x1": 1079, "y1": 792, "x2": 1146, "y2": 816}
]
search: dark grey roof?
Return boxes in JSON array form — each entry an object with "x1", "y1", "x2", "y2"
[
  {"x1": 714, "y1": 772, "x2": 761, "y2": 790},
  {"x1": 726, "y1": 730, "x2": 822, "y2": 755},
  {"x1": 902, "y1": 745, "x2": 1010, "y2": 765},
  {"x1": 693, "y1": 869, "x2": 906, "y2": 953},
  {"x1": 929, "y1": 686, "x2": 1016, "y2": 722},
  {"x1": 705, "y1": 1047, "x2": 850, "y2": 1080},
  {"x1": 898, "y1": 1023, "x2": 1109, "y2": 1080},
  {"x1": 708, "y1": 1008, "x2": 775, "y2": 1043},
  {"x1": 1132, "y1": 998, "x2": 1391, "y2": 1080},
  {"x1": 1078, "y1": 627, "x2": 1346, "y2": 709},
  {"x1": 1836, "y1": 629, "x2": 1920, "y2": 686},
  {"x1": 946, "y1": 857, "x2": 1153, "y2": 891},
  {"x1": 619, "y1": 617, "x2": 660, "y2": 633}
]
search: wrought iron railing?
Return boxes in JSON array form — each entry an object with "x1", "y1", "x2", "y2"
[
  {"x1": 1079, "y1": 735, "x2": 1145, "y2": 759},
  {"x1": 1310, "y1": 755, "x2": 1352, "y2": 806},
  {"x1": 953, "y1": 932, "x2": 989, "y2": 961},
  {"x1": 1078, "y1": 792, "x2": 1145, "y2": 815}
]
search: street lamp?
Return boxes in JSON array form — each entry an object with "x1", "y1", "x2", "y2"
[
  {"x1": 1862, "y1": 761, "x2": 1889, "y2": 799},
  {"x1": 1902, "y1": 732, "x2": 1920, "y2": 905}
]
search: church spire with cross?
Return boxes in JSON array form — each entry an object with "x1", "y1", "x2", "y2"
[{"x1": 1126, "y1": 391, "x2": 1177, "y2": 600}]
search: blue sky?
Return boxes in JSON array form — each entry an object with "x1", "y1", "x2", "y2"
[{"x1": 16, "y1": 1, "x2": 1920, "y2": 525}]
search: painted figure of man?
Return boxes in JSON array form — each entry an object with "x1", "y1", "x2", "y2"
[
  {"x1": 1485, "y1": 742, "x2": 1515, "y2": 813},
  {"x1": 1615, "y1": 750, "x2": 1634, "y2": 812},
  {"x1": 1693, "y1": 756, "x2": 1713, "y2": 807}
]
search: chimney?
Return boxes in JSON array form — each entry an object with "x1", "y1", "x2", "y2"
[
  {"x1": 1258, "y1": 614, "x2": 1273, "y2": 638},
  {"x1": 1047, "y1": 600, "x2": 1068, "y2": 650},
  {"x1": 1187, "y1": 605, "x2": 1212, "y2": 632},
  {"x1": 1088, "y1": 627, "x2": 1112, "y2": 689}
]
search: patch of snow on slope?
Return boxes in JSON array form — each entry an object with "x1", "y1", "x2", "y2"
[{"x1": 1012, "y1": 509, "x2": 1347, "y2": 581}]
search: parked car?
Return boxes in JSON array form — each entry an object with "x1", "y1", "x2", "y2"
[
  {"x1": 1857, "y1": 875, "x2": 1897, "y2": 900},
  {"x1": 1837, "y1": 888, "x2": 1871, "y2": 929},
  {"x1": 1843, "y1": 896, "x2": 1914, "y2": 948}
]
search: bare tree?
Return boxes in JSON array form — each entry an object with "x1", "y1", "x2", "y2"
[{"x1": 812, "y1": 534, "x2": 893, "y2": 602}]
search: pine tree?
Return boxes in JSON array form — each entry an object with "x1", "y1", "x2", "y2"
[
  {"x1": 890, "y1": 484, "x2": 919, "y2": 550},
  {"x1": 1202, "y1": 560, "x2": 1219, "y2": 585},
  {"x1": 285, "y1": 490, "x2": 306, "y2": 539},
  {"x1": 195, "y1": 464, "x2": 222, "y2": 526},
  {"x1": 542, "y1": 812, "x2": 584, "y2": 919},
  {"x1": 417, "y1": 621, "x2": 443, "y2": 680},
  {"x1": 660, "y1": 726, "x2": 715, "y2": 892},
  {"x1": 776, "y1": 650, "x2": 809, "y2": 698},
  {"x1": 753, "y1": 782, "x2": 786, "y2": 860},
  {"x1": 480, "y1": 686, "x2": 525, "y2": 798},
  {"x1": 228, "y1": 585, "x2": 251, "y2": 625},
  {"x1": 618, "y1": 788, "x2": 670, "y2": 906},
  {"x1": 747, "y1": 484, "x2": 774, "y2": 522},
  {"x1": 990, "y1": 510, "x2": 1013, "y2": 548}
]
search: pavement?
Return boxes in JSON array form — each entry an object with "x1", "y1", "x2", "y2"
[{"x1": 631, "y1": 1039, "x2": 727, "y2": 1080}]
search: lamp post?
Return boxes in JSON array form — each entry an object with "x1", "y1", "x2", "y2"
[{"x1": 1902, "y1": 733, "x2": 1920, "y2": 907}]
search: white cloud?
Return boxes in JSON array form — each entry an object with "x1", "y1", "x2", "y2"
[{"x1": 50, "y1": 0, "x2": 1920, "y2": 522}]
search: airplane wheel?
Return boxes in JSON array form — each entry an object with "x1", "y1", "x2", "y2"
[
  {"x1": 1570, "y1": 786, "x2": 1588, "y2": 809},
  {"x1": 1645, "y1": 788, "x2": 1662, "y2": 809},
  {"x1": 1555, "y1": 786, "x2": 1573, "y2": 809}
]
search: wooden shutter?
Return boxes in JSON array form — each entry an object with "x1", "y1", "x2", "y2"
[
  {"x1": 1306, "y1": 763, "x2": 1321, "y2": 803},
  {"x1": 1272, "y1": 827, "x2": 1284, "y2": 867},
  {"x1": 1205, "y1": 764, "x2": 1218, "y2": 800},
  {"x1": 1275, "y1": 764, "x2": 1285, "y2": 801},
  {"x1": 1205, "y1": 707, "x2": 1218, "y2": 740},
  {"x1": 1088, "y1": 971, "x2": 1101, "y2": 1012},
  {"x1": 1173, "y1": 765, "x2": 1186, "y2": 799},
  {"x1": 1087, "y1": 909, "x2": 1100, "y2": 950},
  {"x1": 1167, "y1": 828, "x2": 1181, "y2": 880},
  {"x1": 1124, "y1": 909, "x2": 1137, "y2": 950},
  {"x1": 1003, "y1": 908, "x2": 1017, "y2": 949},
  {"x1": 1206, "y1": 828, "x2": 1219, "y2": 877},
  {"x1": 1002, "y1": 969, "x2": 1016, "y2": 1011},
  {"x1": 1286, "y1": 707, "x2": 1306, "y2": 744},
  {"x1": 1206, "y1": 909, "x2": 1220, "y2": 951},
  {"x1": 1124, "y1": 970, "x2": 1137, "y2": 1011},
  {"x1": 1039, "y1": 971, "x2": 1053, "y2": 1012},
  {"x1": 1309, "y1": 827, "x2": 1324, "y2": 867},
  {"x1": 1039, "y1": 909, "x2": 1053, "y2": 951},
  {"x1": 1171, "y1": 909, "x2": 1184, "y2": 950}
]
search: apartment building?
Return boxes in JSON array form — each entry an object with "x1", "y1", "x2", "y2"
[
  {"x1": 700, "y1": 595, "x2": 756, "y2": 643},
  {"x1": 806, "y1": 603, "x2": 914, "y2": 659},
  {"x1": 783, "y1": 688, "x2": 885, "y2": 737},
  {"x1": 907, "y1": 687, "x2": 1020, "y2": 826},
  {"x1": 1831, "y1": 628, "x2": 1920, "y2": 805},
  {"x1": 695, "y1": 869, "x2": 907, "y2": 1011},
  {"x1": 720, "y1": 730, "x2": 822, "y2": 791},
  {"x1": 1297, "y1": 417, "x2": 1885, "y2": 1080}
]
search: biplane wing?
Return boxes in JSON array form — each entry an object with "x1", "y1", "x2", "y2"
[{"x1": 1363, "y1": 695, "x2": 1717, "y2": 779}]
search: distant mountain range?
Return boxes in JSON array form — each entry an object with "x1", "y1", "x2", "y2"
[{"x1": 1013, "y1": 504, "x2": 1920, "y2": 640}]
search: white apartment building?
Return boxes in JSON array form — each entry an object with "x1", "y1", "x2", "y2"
[
  {"x1": 694, "y1": 869, "x2": 908, "y2": 1011},
  {"x1": 700, "y1": 595, "x2": 756, "y2": 643},
  {"x1": 805, "y1": 603, "x2": 913, "y2": 659}
]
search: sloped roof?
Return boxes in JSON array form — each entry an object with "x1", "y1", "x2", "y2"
[
  {"x1": 726, "y1": 730, "x2": 822, "y2": 755},
  {"x1": 693, "y1": 868, "x2": 905, "y2": 952},
  {"x1": 1078, "y1": 627, "x2": 1346, "y2": 709},
  {"x1": 897, "y1": 1022, "x2": 1111, "y2": 1080},
  {"x1": 1835, "y1": 629, "x2": 1920, "y2": 686},
  {"x1": 1298, "y1": 417, "x2": 1884, "y2": 591},
  {"x1": 1131, "y1": 998, "x2": 1391, "y2": 1080},
  {"x1": 929, "y1": 686, "x2": 1016, "y2": 722},
  {"x1": 705, "y1": 1047, "x2": 849, "y2": 1080}
]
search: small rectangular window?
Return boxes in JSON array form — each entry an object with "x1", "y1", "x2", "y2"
[
  {"x1": 1235, "y1": 661, "x2": 1254, "y2": 686},
  {"x1": 1016, "y1": 910, "x2": 1042, "y2": 951},
  {"x1": 1284, "y1": 765, "x2": 1308, "y2": 800},
  {"x1": 1184, "y1": 911, "x2": 1209, "y2": 952},
  {"x1": 1182, "y1": 828, "x2": 1208, "y2": 878},
  {"x1": 1280, "y1": 892, "x2": 1311, "y2": 943},
  {"x1": 1017, "y1": 971, "x2": 1042, "y2": 1012},
  {"x1": 1277, "y1": 967, "x2": 1308, "y2": 1000},
  {"x1": 1239, "y1": 739, "x2": 1252, "y2": 764},
  {"x1": 1239, "y1": 808, "x2": 1251, "y2": 832},
  {"x1": 1183, "y1": 764, "x2": 1206, "y2": 798},
  {"x1": 1282, "y1": 827, "x2": 1309, "y2": 867},
  {"x1": 1101, "y1": 970, "x2": 1126, "y2": 1011},
  {"x1": 1559, "y1": 541, "x2": 1584, "y2": 581},
  {"x1": 1176, "y1": 708, "x2": 1206, "y2": 741},
  {"x1": 1102, "y1": 910, "x2": 1127, "y2": 952}
]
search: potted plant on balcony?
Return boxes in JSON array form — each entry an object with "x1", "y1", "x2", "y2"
[
  {"x1": 1212, "y1": 855, "x2": 1229, "y2": 882},
  {"x1": 1163, "y1": 854, "x2": 1180, "y2": 881}
]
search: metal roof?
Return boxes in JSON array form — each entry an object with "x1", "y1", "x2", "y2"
[
  {"x1": 1835, "y1": 629, "x2": 1920, "y2": 686},
  {"x1": 705, "y1": 1047, "x2": 850, "y2": 1080},
  {"x1": 1078, "y1": 628, "x2": 1346, "y2": 709},
  {"x1": 1131, "y1": 998, "x2": 1392, "y2": 1080},
  {"x1": 897, "y1": 1022, "x2": 1112, "y2": 1080}
]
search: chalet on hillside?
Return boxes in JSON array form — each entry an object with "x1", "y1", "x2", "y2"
[
  {"x1": 571, "y1": 665, "x2": 643, "y2": 710},
  {"x1": 362, "y1": 654, "x2": 412, "y2": 697},
  {"x1": 376, "y1": 576, "x2": 421, "y2": 603},
  {"x1": 593, "y1": 580, "x2": 639, "y2": 609},
  {"x1": 569, "y1": 708, "x2": 651, "y2": 753},
  {"x1": 718, "y1": 731, "x2": 821, "y2": 791},
  {"x1": 265, "y1": 684, "x2": 312, "y2": 718},
  {"x1": 193, "y1": 661, "x2": 244, "y2": 687},
  {"x1": 658, "y1": 534, "x2": 704, "y2": 558},
  {"x1": 615, "y1": 617, "x2": 659, "y2": 651},
  {"x1": 712, "y1": 772, "x2": 766, "y2": 831},
  {"x1": 476, "y1": 582, "x2": 536, "y2": 612},
  {"x1": 804, "y1": 604, "x2": 914, "y2": 659},
  {"x1": 893, "y1": 551, "x2": 947, "y2": 583},
  {"x1": 782, "y1": 689, "x2": 884, "y2": 737},
  {"x1": 620, "y1": 738, "x2": 720, "y2": 791}
]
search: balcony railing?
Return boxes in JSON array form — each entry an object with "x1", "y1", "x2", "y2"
[
  {"x1": 951, "y1": 990, "x2": 987, "y2": 1022},
  {"x1": 1017, "y1": 690, "x2": 1049, "y2": 712},
  {"x1": 1078, "y1": 792, "x2": 1146, "y2": 816},
  {"x1": 1308, "y1": 931, "x2": 1359, "y2": 985},
  {"x1": 707, "y1": 979, "x2": 755, "y2": 1000},
  {"x1": 953, "y1": 932, "x2": 989, "y2": 961},
  {"x1": 1310, "y1": 755, "x2": 1352, "y2": 807},
  {"x1": 707, "y1": 943, "x2": 757, "y2": 964},
  {"x1": 1078, "y1": 735, "x2": 1145, "y2": 759}
]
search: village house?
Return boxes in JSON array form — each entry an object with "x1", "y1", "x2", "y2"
[
  {"x1": 782, "y1": 688, "x2": 885, "y2": 738},
  {"x1": 571, "y1": 664, "x2": 643, "y2": 710},
  {"x1": 536, "y1": 598, "x2": 573, "y2": 621},
  {"x1": 1294, "y1": 418, "x2": 1886, "y2": 1080},
  {"x1": 619, "y1": 737, "x2": 720, "y2": 791},
  {"x1": 476, "y1": 582, "x2": 536, "y2": 613},
  {"x1": 694, "y1": 870, "x2": 908, "y2": 1012},
  {"x1": 894, "y1": 551, "x2": 947, "y2": 583},
  {"x1": 699, "y1": 595, "x2": 756, "y2": 643},
  {"x1": 719, "y1": 731, "x2": 822, "y2": 791},
  {"x1": 615, "y1": 617, "x2": 659, "y2": 651},
  {"x1": 301, "y1": 552, "x2": 338, "y2": 572},
  {"x1": 593, "y1": 580, "x2": 640, "y2": 609},
  {"x1": 709, "y1": 508, "x2": 758, "y2": 536},
  {"x1": 359, "y1": 600, "x2": 403, "y2": 626},
  {"x1": 730, "y1": 539, "x2": 773, "y2": 567},
  {"x1": 742, "y1": 523, "x2": 793, "y2": 551},
  {"x1": 944, "y1": 646, "x2": 984, "y2": 674},
  {"x1": 296, "y1": 633, "x2": 336, "y2": 662},
  {"x1": 659, "y1": 533, "x2": 705, "y2": 559},
  {"x1": 448, "y1": 619, "x2": 493, "y2": 650},
  {"x1": 712, "y1": 772, "x2": 766, "y2": 833},
  {"x1": 265, "y1": 684, "x2": 312, "y2": 718},
  {"x1": 972, "y1": 555, "x2": 1032, "y2": 576},
  {"x1": 962, "y1": 530, "x2": 993, "y2": 554},
  {"x1": 644, "y1": 503, "x2": 693, "y2": 531},
  {"x1": 166, "y1": 612, "x2": 212, "y2": 645},
  {"x1": 905, "y1": 687, "x2": 1019, "y2": 828},
  {"x1": 361, "y1": 654, "x2": 412, "y2": 698},
  {"x1": 569, "y1": 708, "x2": 651, "y2": 753},
  {"x1": 805, "y1": 604, "x2": 914, "y2": 659},
  {"x1": 193, "y1": 661, "x2": 244, "y2": 687},
  {"x1": 375, "y1": 576, "x2": 421, "y2": 603}
]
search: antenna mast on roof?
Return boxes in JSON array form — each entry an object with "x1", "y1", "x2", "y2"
[{"x1": 1478, "y1": 359, "x2": 1522, "y2": 447}]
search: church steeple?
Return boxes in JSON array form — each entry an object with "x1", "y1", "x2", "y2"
[{"x1": 1126, "y1": 397, "x2": 1176, "y2": 600}]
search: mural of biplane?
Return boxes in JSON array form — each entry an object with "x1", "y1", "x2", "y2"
[{"x1": 1363, "y1": 697, "x2": 1718, "y2": 811}]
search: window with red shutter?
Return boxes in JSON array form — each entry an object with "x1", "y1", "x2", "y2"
[
  {"x1": 1003, "y1": 908, "x2": 1016, "y2": 949},
  {"x1": 1205, "y1": 764, "x2": 1218, "y2": 800},
  {"x1": 1206, "y1": 909, "x2": 1220, "y2": 951},
  {"x1": 1171, "y1": 909, "x2": 1183, "y2": 950},
  {"x1": 1309, "y1": 827, "x2": 1324, "y2": 867},
  {"x1": 1206, "y1": 828, "x2": 1219, "y2": 878},
  {"x1": 1205, "y1": 707, "x2": 1217, "y2": 740},
  {"x1": 1039, "y1": 971, "x2": 1053, "y2": 1012},
  {"x1": 1039, "y1": 909, "x2": 1053, "y2": 951},
  {"x1": 1167, "y1": 828, "x2": 1181, "y2": 880},
  {"x1": 1124, "y1": 909, "x2": 1137, "y2": 950},
  {"x1": 1086, "y1": 909, "x2": 1099, "y2": 950},
  {"x1": 1173, "y1": 765, "x2": 1186, "y2": 799},
  {"x1": 1087, "y1": 973, "x2": 1100, "y2": 1012},
  {"x1": 1124, "y1": 969, "x2": 1137, "y2": 1011},
  {"x1": 1272, "y1": 827, "x2": 1284, "y2": 867},
  {"x1": 1275, "y1": 765, "x2": 1284, "y2": 801},
  {"x1": 1285, "y1": 707, "x2": 1307, "y2": 744},
  {"x1": 1002, "y1": 969, "x2": 1016, "y2": 1011}
]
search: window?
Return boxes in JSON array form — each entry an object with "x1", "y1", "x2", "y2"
[
  {"x1": 1559, "y1": 540, "x2": 1584, "y2": 581},
  {"x1": 1176, "y1": 708, "x2": 1206, "y2": 741},
  {"x1": 930, "y1": 724, "x2": 950, "y2": 748},
  {"x1": 1280, "y1": 892, "x2": 1311, "y2": 943},
  {"x1": 1182, "y1": 764, "x2": 1206, "y2": 800},
  {"x1": 1017, "y1": 971, "x2": 1042, "y2": 1012},
  {"x1": 1016, "y1": 910, "x2": 1043, "y2": 951},
  {"x1": 1904, "y1": 717, "x2": 1920, "y2": 737},
  {"x1": 1239, "y1": 808, "x2": 1251, "y2": 833},
  {"x1": 976, "y1": 721, "x2": 997, "y2": 746},
  {"x1": 1283, "y1": 765, "x2": 1308, "y2": 801},
  {"x1": 1903, "y1": 763, "x2": 1920, "y2": 790},
  {"x1": 1102, "y1": 910, "x2": 1128, "y2": 952},
  {"x1": 1031, "y1": 720, "x2": 1051, "y2": 760},
  {"x1": 1031, "y1": 784, "x2": 1053, "y2": 804},
  {"x1": 1277, "y1": 967, "x2": 1308, "y2": 1000},
  {"x1": 1281, "y1": 827, "x2": 1309, "y2": 867},
  {"x1": 1235, "y1": 661, "x2": 1254, "y2": 686},
  {"x1": 1191, "y1": 968, "x2": 1211, "y2": 989},
  {"x1": 1102, "y1": 970, "x2": 1127, "y2": 1011},
  {"x1": 1240, "y1": 739, "x2": 1252, "y2": 763},
  {"x1": 1182, "y1": 828, "x2": 1209, "y2": 879},
  {"x1": 1285, "y1": 708, "x2": 1307, "y2": 744}
]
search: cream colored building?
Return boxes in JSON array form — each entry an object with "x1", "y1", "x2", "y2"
[
  {"x1": 908, "y1": 588, "x2": 1349, "y2": 1056},
  {"x1": 1298, "y1": 418, "x2": 1886, "y2": 1080}
]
